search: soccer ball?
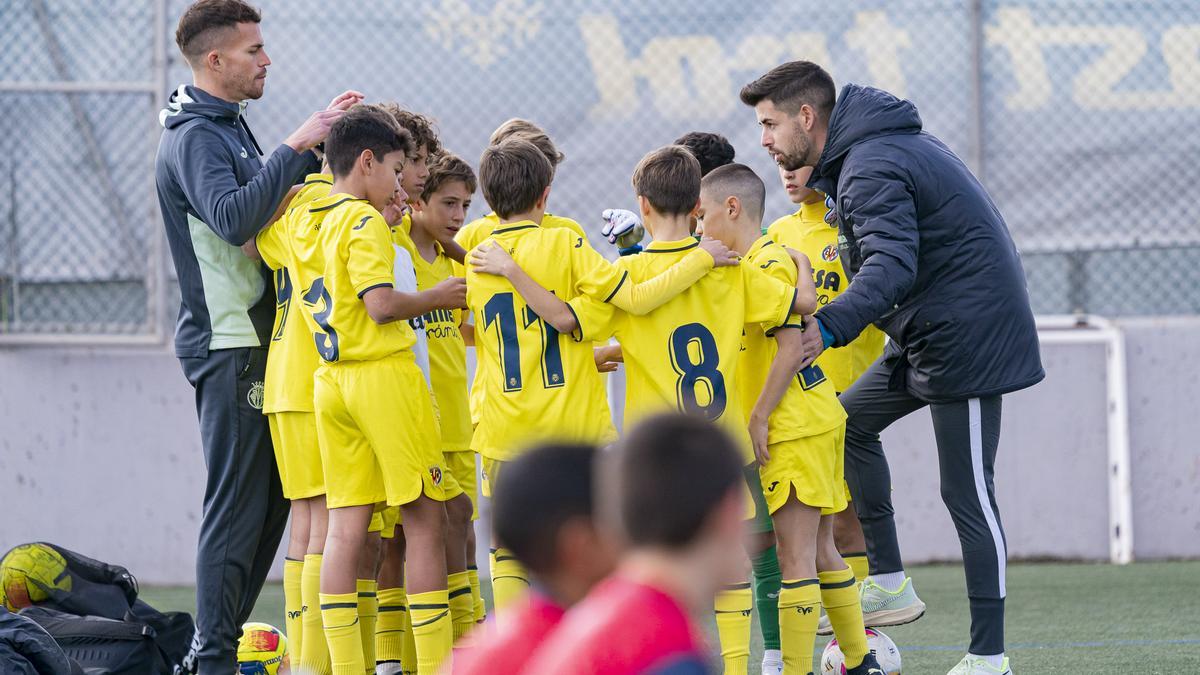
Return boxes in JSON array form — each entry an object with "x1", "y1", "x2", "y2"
[
  {"x1": 821, "y1": 628, "x2": 902, "y2": 674},
  {"x1": 1, "y1": 543, "x2": 72, "y2": 611},
  {"x1": 237, "y1": 622, "x2": 289, "y2": 675}
]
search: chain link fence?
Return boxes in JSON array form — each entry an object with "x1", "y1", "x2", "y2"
[{"x1": 2, "y1": 0, "x2": 1198, "y2": 340}]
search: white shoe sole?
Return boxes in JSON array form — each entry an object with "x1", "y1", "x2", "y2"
[{"x1": 863, "y1": 598, "x2": 927, "y2": 627}]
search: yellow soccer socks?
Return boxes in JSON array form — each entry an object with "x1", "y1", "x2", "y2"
[
  {"x1": 467, "y1": 565, "x2": 485, "y2": 623},
  {"x1": 779, "y1": 579, "x2": 821, "y2": 674},
  {"x1": 843, "y1": 552, "x2": 870, "y2": 583},
  {"x1": 375, "y1": 587, "x2": 409, "y2": 673},
  {"x1": 357, "y1": 579, "x2": 378, "y2": 673},
  {"x1": 300, "y1": 554, "x2": 330, "y2": 673},
  {"x1": 408, "y1": 589, "x2": 453, "y2": 674},
  {"x1": 321, "y1": 592, "x2": 364, "y2": 675},
  {"x1": 489, "y1": 547, "x2": 530, "y2": 622},
  {"x1": 283, "y1": 558, "x2": 304, "y2": 665},
  {"x1": 715, "y1": 583, "x2": 753, "y2": 674},
  {"x1": 820, "y1": 567, "x2": 869, "y2": 669},
  {"x1": 447, "y1": 571, "x2": 474, "y2": 642}
]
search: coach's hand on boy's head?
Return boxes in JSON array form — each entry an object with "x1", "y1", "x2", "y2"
[
  {"x1": 698, "y1": 236, "x2": 740, "y2": 267},
  {"x1": 284, "y1": 89, "x2": 365, "y2": 153},
  {"x1": 468, "y1": 241, "x2": 517, "y2": 277}
]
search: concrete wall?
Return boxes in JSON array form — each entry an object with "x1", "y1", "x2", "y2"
[{"x1": 2, "y1": 317, "x2": 1198, "y2": 585}]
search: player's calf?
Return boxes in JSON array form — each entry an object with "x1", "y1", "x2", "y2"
[{"x1": 399, "y1": 494, "x2": 452, "y2": 673}]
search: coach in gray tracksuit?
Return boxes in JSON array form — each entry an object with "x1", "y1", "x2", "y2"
[
  {"x1": 154, "y1": 3, "x2": 356, "y2": 672},
  {"x1": 742, "y1": 62, "x2": 1042, "y2": 673}
]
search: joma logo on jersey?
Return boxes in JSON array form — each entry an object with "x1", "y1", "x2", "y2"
[{"x1": 813, "y1": 269, "x2": 842, "y2": 292}]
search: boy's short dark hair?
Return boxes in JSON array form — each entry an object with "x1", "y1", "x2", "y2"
[
  {"x1": 489, "y1": 118, "x2": 565, "y2": 170},
  {"x1": 739, "y1": 61, "x2": 836, "y2": 123},
  {"x1": 325, "y1": 104, "x2": 413, "y2": 178},
  {"x1": 601, "y1": 414, "x2": 743, "y2": 549},
  {"x1": 380, "y1": 103, "x2": 442, "y2": 157},
  {"x1": 493, "y1": 443, "x2": 598, "y2": 575},
  {"x1": 175, "y1": 0, "x2": 261, "y2": 65},
  {"x1": 673, "y1": 132, "x2": 735, "y2": 177},
  {"x1": 421, "y1": 152, "x2": 477, "y2": 203},
  {"x1": 700, "y1": 163, "x2": 766, "y2": 225},
  {"x1": 479, "y1": 138, "x2": 553, "y2": 219},
  {"x1": 631, "y1": 145, "x2": 701, "y2": 217}
]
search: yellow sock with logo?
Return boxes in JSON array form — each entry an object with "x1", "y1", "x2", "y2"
[
  {"x1": 467, "y1": 566, "x2": 484, "y2": 623},
  {"x1": 779, "y1": 579, "x2": 821, "y2": 675},
  {"x1": 283, "y1": 558, "x2": 304, "y2": 665},
  {"x1": 820, "y1": 567, "x2": 868, "y2": 669},
  {"x1": 299, "y1": 554, "x2": 330, "y2": 673},
  {"x1": 489, "y1": 547, "x2": 530, "y2": 623},
  {"x1": 320, "y1": 592, "x2": 364, "y2": 675},
  {"x1": 356, "y1": 579, "x2": 377, "y2": 673},
  {"x1": 375, "y1": 587, "x2": 407, "y2": 670},
  {"x1": 714, "y1": 583, "x2": 753, "y2": 674},
  {"x1": 843, "y1": 553, "x2": 870, "y2": 584},
  {"x1": 408, "y1": 589, "x2": 452, "y2": 675},
  {"x1": 447, "y1": 571, "x2": 474, "y2": 642}
]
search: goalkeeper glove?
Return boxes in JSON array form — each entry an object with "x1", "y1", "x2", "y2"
[{"x1": 601, "y1": 208, "x2": 645, "y2": 256}]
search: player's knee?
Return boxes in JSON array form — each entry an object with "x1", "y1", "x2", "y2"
[{"x1": 447, "y1": 494, "x2": 473, "y2": 526}]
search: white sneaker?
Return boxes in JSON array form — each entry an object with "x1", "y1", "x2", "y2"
[
  {"x1": 760, "y1": 648, "x2": 783, "y2": 675},
  {"x1": 946, "y1": 654, "x2": 1012, "y2": 674},
  {"x1": 375, "y1": 662, "x2": 406, "y2": 675},
  {"x1": 860, "y1": 576, "x2": 926, "y2": 627}
]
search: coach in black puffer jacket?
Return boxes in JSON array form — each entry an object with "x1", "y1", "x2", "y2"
[
  {"x1": 741, "y1": 62, "x2": 1041, "y2": 673},
  {"x1": 809, "y1": 83, "x2": 1043, "y2": 401}
]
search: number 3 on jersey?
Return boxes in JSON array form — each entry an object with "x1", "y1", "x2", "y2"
[
  {"x1": 669, "y1": 323, "x2": 726, "y2": 420},
  {"x1": 483, "y1": 292, "x2": 565, "y2": 392},
  {"x1": 302, "y1": 277, "x2": 339, "y2": 362}
]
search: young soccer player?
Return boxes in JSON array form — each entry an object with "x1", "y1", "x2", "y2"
[
  {"x1": 523, "y1": 414, "x2": 749, "y2": 674},
  {"x1": 369, "y1": 105, "x2": 472, "y2": 675},
  {"x1": 407, "y1": 151, "x2": 479, "y2": 643},
  {"x1": 253, "y1": 104, "x2": 466, "y2": 675},
  {"x1": 256, "y1": 170, "x2": 334, "y2": 673},
  {"x1": 466, "y1": 138, "x2": 737, "y2": 622},
  {"x1": 698, "y1": 163, "x2": 884, "y2": 675},
  {"x1": 767, "y1": 165, "x2": 924, "y2": 637},
  {"x1": 452, "y1": 442, "x2": 617, "y2": 675},
  {"x1": 472, "y1": 146, "x2": 816, "y2": 674}
]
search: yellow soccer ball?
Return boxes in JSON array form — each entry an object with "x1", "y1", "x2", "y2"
[
  {"x1": 1, "y1": 543, "x2": 71, "y2": 611},
  {"x1": 237, "y1": 622, "x2": 289, "y2": 674}
]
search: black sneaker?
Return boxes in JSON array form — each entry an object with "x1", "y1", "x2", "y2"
[{"x1": 846, "y1": 652, "x2": 887, "y2": 675}]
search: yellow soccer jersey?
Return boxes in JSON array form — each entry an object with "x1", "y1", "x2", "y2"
[
  {"x1": 767, "y1": 201, "x2": 886, "y2": 391},
  {"x1": 260, "y1": 173, "x2": 331, "y2": 413},
  {"x1": 257, "y1": 192, "x2": 415, "y2": 364},
  {"x1": 413, "y1": 242, "x2": 472, "y2": 452},
  {"x1": 739, "y1": 236, "x2": 846, "y2": 443},
  {"x1": 456, "y1": 212, "x2": 587, "y2": 253},
  {"x1": 569, "y1": 237, "x2": 798, "y2": 461},
  {"x1": 466, "y1": 222, "x2": 711, "y2": 460}
]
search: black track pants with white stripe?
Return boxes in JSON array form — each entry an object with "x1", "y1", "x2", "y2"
[{"x1": 840, "y1": 359, "x2": 1007, "y2": 655}]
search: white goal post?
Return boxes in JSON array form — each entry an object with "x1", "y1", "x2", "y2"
[{"x1": 1036, "y1": 315, "x2": 1133, "y2": 565}]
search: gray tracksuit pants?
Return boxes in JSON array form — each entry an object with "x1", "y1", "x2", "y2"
[
  {"x1": 841, "y1": 358, "x2": 1008, "y2": 656},
  {"x1": 179, "y1": 347, "x2": 289, "y2": 673}
]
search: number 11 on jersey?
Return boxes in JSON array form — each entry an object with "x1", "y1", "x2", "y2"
[{"x1": 483, "y1": 291, "x2": 566, "y2": 393}]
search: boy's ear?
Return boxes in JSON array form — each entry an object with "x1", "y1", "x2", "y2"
[
  {"x1": 358, "y1": 148, "x2": 375, "y2": 174},
  {"x1": 689, "y1": 197, "x2": 702, "y2": 219},
  {"x1": 411, "y1": 197, "x2": 428, "y2": 213},
  {"x1": 726, "y1": 196, "x2": 740, "y2": 219},
  {"x1": 536, "y1": 185, "x2": 551, "y2": 210},
  {"x1": 637, "y1": 195, "x2": 653, "y2": 219}
]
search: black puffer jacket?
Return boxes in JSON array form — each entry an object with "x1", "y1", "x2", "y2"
[{"x1": 810, "y1": 84, "x2": 1043, "y2": 402}]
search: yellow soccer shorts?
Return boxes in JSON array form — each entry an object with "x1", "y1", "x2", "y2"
[
  {"x1": 268, "y1": 411, "x2": 325, "y2": 500},
  {"x1": 480, "y1": 456, "x2": 504, "y2": 500},
  {"x1": 368, "y1": 505, "x2": 401, "y2": 539},
  {"x1": 761, "y1": 426, "x2": 848, "y2": 516},
  {"x1": 445, "y1": 450, "x2": 479, "y2": 520},
  {"x1": 314, "y1": 352, "x2": 450, "y2": 509}
]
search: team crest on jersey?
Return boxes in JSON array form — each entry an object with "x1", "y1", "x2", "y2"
[
  {"x1": 821, "y1": 244, "x2": 839, "y2": 262},
  {"x1": 429, "y1": 465, "x2": 444, "y2": 486},
  {"x1": 248, "y1": 381, "x2": 264, "y2": 410}
]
